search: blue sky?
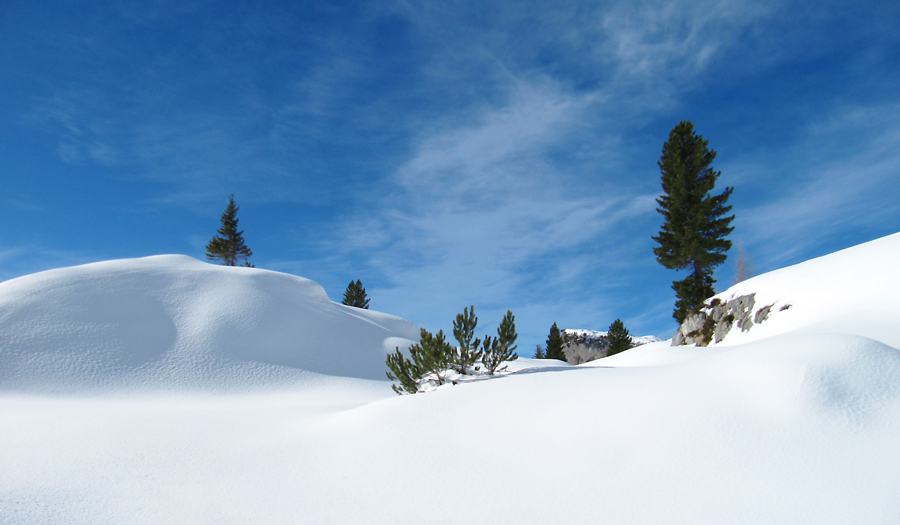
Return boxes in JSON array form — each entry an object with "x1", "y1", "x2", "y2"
[{"x1": 1, "y1": 0, "x2": 899, "y2": 350}]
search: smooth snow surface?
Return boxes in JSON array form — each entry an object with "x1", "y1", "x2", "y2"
[
  {"x1": 2, "y1": 234, "x2": 900, "y2": 524},
  {"x1": 0, "y1": 255, "x2": 419, "y2": 391}
]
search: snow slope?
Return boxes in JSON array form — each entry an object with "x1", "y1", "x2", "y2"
[
  {"x1": 707, "y1": 231, "x2": 900, "y2": 348},
  {"x1": 2, "y1": 234, "x2": 900, "y2": 524},
  {"x1": 0, "y1": 255, "x2": 419, "y2": 391}
]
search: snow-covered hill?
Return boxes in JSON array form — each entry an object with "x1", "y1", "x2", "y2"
[
  {"x1": 0, "y1": 255, "x2": 419, "y2": 391},
  {"x1": 2, "y1": 234, "x2": 900, "y2": 524},
  {"x1": 708, "y1": 231, "x2": 900, "y2": 348}
]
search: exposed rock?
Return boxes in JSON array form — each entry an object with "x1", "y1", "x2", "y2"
[
  {"x1": 672, "y1": 293, "x2": 756, "y2": 346},
  {"x1": 562, "y1": 329, "x2": 662, "y2": 364},
  {"x1": 672, "y1": 294, "x2": 794, "y2": 347},
  {"x1": 727, "y1": 294, "x2": 756, "y2": 333},
  {"x1": 754, "y1": 304, "x2": 775, "y2": 324}
]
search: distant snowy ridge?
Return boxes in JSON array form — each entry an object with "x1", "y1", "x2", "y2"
[
  {"x1": 0, "y1": 255, "x2": 419, "y2": 392},
  {"x1": 564, "y1": 328, "x2": 662, "y2": 346}
]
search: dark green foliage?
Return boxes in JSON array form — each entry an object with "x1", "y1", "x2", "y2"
[
  {"x1": 411, "y1": 329, "x2": 454, "y2": 385},
  {"x1": 544, "y1": 322, "x2": 565, "y2": 361},
  {"x1": 385, "y1": 328, "x2": 455, "y2": 394},
  {"x1": 452, "y1": 306, "x2": 483, "y2": 374},
  {"x1": 482, "y1": 310, "x2": 518, "y2": 375},
  {"x1": 533, "y1": 344, "x2": 545, "y2": 359},
  {"x1": 385, "y1": 348, "x2": 418, "y2": 395},
  {"x1": 653, "y1": 121, "x2": 734, "y2": 324},
  {"x1": 606, "y1": 319, "x2": 635, "y2": 356},
  {"x1": 386, "y1": 307, "x2": 521, "y2": 393},
  {"x1": 206, "y1": 194, "x2": 253, "y2": 267},
  {"x1": 342, "y1": 280, "x2": 370, "y2": 309}
]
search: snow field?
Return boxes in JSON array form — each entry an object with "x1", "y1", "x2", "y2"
[{"x1": 2, "y1": 233, "x2": 900, "y2": 523}]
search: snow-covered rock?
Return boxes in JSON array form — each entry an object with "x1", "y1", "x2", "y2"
[
  {"x1": 0, "y1": 255, "x2": 419, "y2": 392},
  {"x1": 670, "y1": 232, "x2": 900, "y2": 349}
]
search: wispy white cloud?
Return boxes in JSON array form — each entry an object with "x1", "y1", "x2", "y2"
[
  {"x1": 297, "y1": 0, "x2": 782, "y2": 341},
  {"x1": 11, "y1": 0, "x2": 896, "y2": 345},
  {"x1": 735, "y1": 101, "x2": 900, "y2": 268},
  {"x1": 598, "y1": 0, "x2": 774, "y2": 80},
  {"x1": 325, "y1": 80, "x2": 662, "y2": 340}
]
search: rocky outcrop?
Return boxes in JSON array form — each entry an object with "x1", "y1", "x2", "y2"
[
  {"x1": 672, "y1": 293, "x2": 789, "y2": 346},
  {"x1": 562, "y1": 329, "x2": 662, "y2": 364}
]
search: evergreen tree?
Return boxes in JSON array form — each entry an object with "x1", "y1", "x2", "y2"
[
  {"x1": 533, "y1": 344, "x2": 545, "y2": 359},
  {"x1": 342, "y1": 280, "x2": 370, "y2": 309},
  {"x1": 606, "y1": 318, "x2": 634, "y2": 356},
  {"x1": 482, "y1": 310, "x2": 518, "y2": 375},
  {"x1": 385, "y1": 348, "x2": 419, "y2": 395},
  {"x1": 451, "y1": 306, "x2": 483, "y2": 374},
  {"x1": 544, "y1": 322, "x2": 565, "y2": 361},
  {"x1": 385, "y1": 328, "x2": 454, "y2": 394},
  {"x1": 653, "y1": 121, "x2": 734, "y2": 323},
  {"x1": 206, "y1": 194, "x2": 253, "y2": 267}
]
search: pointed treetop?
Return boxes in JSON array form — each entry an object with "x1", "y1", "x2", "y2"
[
  {"x1": 206, "y1": 194, "x2": 253, "y2": 267},
  {"x1": 342, "y1": 279, "x2": 370, "y2": 309}
]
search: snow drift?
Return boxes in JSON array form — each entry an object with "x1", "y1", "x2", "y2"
[
  {"x1": 0, "y1": 255, "x2": 419, "y2": 391},
  {"x1": 2, "y1": 233, "x2": 900, "y2": 524}
]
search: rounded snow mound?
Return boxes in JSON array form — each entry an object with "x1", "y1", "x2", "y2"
[{"x1": 0, "y1": 255, "x2": 419, "y2": 392}]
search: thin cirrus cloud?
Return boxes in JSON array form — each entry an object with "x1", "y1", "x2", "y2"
[
  {"x1": 327, "y1": 81, "x2": 662, "y2": 338},
  {"x1": 3, "y1": 0, "x2": 897, "y2": 345},
  {"x1": 320, "y1": 0, "x2": 776, "y2": 337},
  {"x1": 732, "y1": 101, "x2": 900, "y2": 268}
]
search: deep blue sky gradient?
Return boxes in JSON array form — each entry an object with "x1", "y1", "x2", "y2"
[{"x1": 2, "y1": 0, "x2": 899, "y2": 349}]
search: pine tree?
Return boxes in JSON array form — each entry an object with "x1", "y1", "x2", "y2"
[
  {"x1": 482, "y1": 310, "x2": 518, "y2": 375},
  {"x1": 606, "y1": 318, "x2": 634, "y2": 356},
  {"x1": 385, "y1": 328, "x2": 454, "y2": 394},
  {"x1": 451, "y1": 306, "x2": 483, "y2": 374},
  {"x1": 206, "y1": 194, "x2": 253, "y2": 267},
  {"x1": 533, "y1": 344, "x2": 545, "y2": 359},
  {"x1": 544, "y1": 322, "x2": 565, "y2": 361},
  {"x1": 342, "y1": 280, "x2": 370, "y2": 309},
  {"x1": 653, "y1": 121, "x2": 734, "y2": 323},
  {"x1": 385, "y1": 347, "x2": 419, "y2": 395}
]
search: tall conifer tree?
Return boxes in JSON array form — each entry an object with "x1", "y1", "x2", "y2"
[
  {"x1": 544, "y1": 322, "x2": 565, "y2": 361},
  {"x1": 206, "y1": 194, "x2": 253, "y2": 267},
  {"x1": 653, "y1": 121, "x2": 734, "y2": 323}
]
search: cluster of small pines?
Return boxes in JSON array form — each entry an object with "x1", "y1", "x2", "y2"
[{"x1": 386, "y1": 306, "x2": 518, "y2": 395}]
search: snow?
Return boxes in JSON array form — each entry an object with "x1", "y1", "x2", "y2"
[
  {"x1": 0, "y1": 255, "x2": 420, "y2": 392},
  {"x1": 2, "y1": 235, "x2": 900, "y2": 523},
  {"x1": 705, "y1": 232, "x2": 900, "y2": 348}
]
